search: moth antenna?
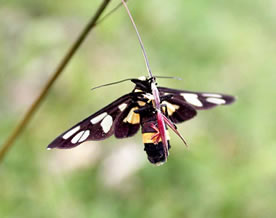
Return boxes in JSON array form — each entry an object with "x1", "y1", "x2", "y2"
[
  {"x1": 121, "y1": 0, "x2": 153, "y2": 79},
  {"x1": 91, "y1": 78, "x2": 135, "y2": 91},
  {"x1": 155, "y1": 76, "x2": 183, "y2": 80}
]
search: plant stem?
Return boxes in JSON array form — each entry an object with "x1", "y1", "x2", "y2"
[{"x1": 0, "y1": 0, "x2": 112, "y2": 163}]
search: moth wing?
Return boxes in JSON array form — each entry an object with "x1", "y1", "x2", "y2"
[
  {"x1": 114, "y1": 103, "x2": 141, "y2": 138},
  {"x1": 159, "y1": 87, "x2": 235, "y2": 110},
  {"x1": 161, "y1": 98, "x2": 197, "y2": 124},
  {"x1": 47, "y1": 93, "x2": 135, "y2": 149}
]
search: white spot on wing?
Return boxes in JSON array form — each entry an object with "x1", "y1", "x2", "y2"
[
  {"x1": 181, "y1": 93, "x2": 203, "y2": 107},
  {"x1": 71, "y1": 131, "x2": 85, "y2": 144},
  {"x1": 206, "y1": 97, "x2": 226, "y2": 105},
  {"x1": 118, "y1": 103, "x2": 127, "y2": 112},
  {"x1": 101, "y1": 115, "x2": 113, "y2": 133},
  {"x1": 62, "y1": 126, "x2": 81, "y2": 139},
  {"x1": 202, "y1": 93, "x2": 222, "y2": 98},
  {"x1": 91, "y1": 112, "x2": 107, "y2": 124},
  {"x1": 78, "y1": 130, "x2": 90, "y2": 143}
]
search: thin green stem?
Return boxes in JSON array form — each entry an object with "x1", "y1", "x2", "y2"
[
  {"x1": 0, "y1": 0, "x2": 112, "y2": 163},
  {"x1": 96, "y1": 0, "x2": 129, "y2": 26}
]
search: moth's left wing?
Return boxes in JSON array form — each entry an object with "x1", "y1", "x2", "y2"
[
  {"x1": 161, "y1": 98, "x2": 197, "y2": 124},
  {"x1": 47, "y1": 93, "x2": 139, "y2": 149},
  {"x1": 159, "y1": 87, "x2": 235, "y2": 110}
]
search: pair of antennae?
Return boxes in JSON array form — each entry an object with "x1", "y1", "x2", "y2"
[
  {"x1": 92, "y1": 0, "x2": 180, "y2": 91},
  {"x1": 91, "y1": 76, "x2": 182, "y2": 91}
]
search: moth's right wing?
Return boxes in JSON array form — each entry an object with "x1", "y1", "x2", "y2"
[{"x1": 159, "y1": 87, "x2": 235, "y2": 124}]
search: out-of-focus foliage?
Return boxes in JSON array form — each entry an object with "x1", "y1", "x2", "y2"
[{"x1": 1, "y1": 0, "x2": 276, "y2": 217}]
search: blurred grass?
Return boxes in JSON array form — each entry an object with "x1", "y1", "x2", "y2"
[{"x1": 1, "y1": 0, "x2": 276, "y2": 218}]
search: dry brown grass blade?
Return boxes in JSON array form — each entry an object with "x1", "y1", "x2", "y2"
[{"x1": 0, "y1": 0, "x2": 112, "y2": 163}]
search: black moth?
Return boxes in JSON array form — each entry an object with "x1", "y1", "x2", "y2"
[{"x1": 47, "y1": 76, "x2": 235, "y2": 165}]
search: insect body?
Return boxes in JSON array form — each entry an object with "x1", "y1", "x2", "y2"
[
  {"x1": 47, "y1": 77, "x2": 235, "y2": 165},
  {"x1": 140, "y1": 107, "x2": 171, "y2": 165}
]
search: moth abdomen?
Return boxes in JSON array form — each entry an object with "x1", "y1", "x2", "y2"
[
  {"x1": 144, "y1": 141, "x2": 171, "y2": 166},
  {"x1": 141, "y1": 116, "x2": 170, "y2": 165}
]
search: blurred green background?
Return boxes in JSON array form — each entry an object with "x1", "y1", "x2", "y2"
[{"x1": 1, "y1": 0, "x2": 276, "y2": 217}]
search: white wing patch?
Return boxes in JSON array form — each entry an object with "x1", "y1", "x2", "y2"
[
  {"x1": 90, "y1": 112, "x2": 107, "y2": 124},
  {"x1": 62, "y1": 126, "x2": 80, "y2": 139},
  {"x1": 71, "y1": 131, "x2": 85, "y2": 144},
  {"x1": 202, "y1": 93, "x2": 222, "y2": 98},
  {"x1": 101, "y1": 115, "x2": 113, "y2": 133},
  {"x1": 181, "y1": 93, "x2": 203, "y2": 107},
  {"x1": 79, "y1": 130, "x2": 90, "y2": 143},
  {"x1": 206, "y1": 97, "x2": 226, "y2": 105},
  {"x1": 70, "y1": 130, "x2": 91, "y2": 144},
  {"x1": 118, "y1": 103, "x2": 128, "y2": 112}
]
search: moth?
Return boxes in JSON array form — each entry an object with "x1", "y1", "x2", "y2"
[{"x1": 47, "y1": 76, "x2": 235, "y2": 165}]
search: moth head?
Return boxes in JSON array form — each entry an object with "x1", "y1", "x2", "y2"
[{"x1": 131, "y1": 76, "x2": 153, "y2": 92}]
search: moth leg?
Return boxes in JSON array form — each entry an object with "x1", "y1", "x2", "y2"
[
  {"x1": 160, "y1": 104, "x2": 169, "y2": 117},
  {"x1": 134, "y1": 105, "x2": 152, "y2": 114},
  {"x1": 160, "y1": 94, "x2": 174, "y2": 101},
  {"x1": 150, "y1": 123, "x2": 161, "y2": 144}
]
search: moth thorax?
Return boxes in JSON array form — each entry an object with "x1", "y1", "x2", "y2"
[{"x1": 143, "y1": 93, "x2": 154, "y2": 102}]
